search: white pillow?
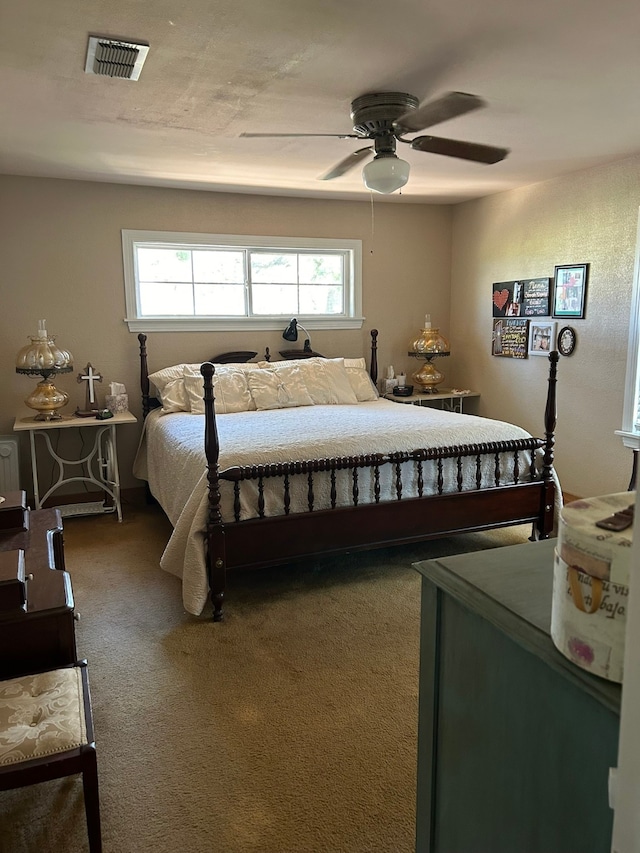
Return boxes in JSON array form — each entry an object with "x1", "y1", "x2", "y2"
[
  {"x1": 218, "y1": 361, "x2": 263, "y2": 371},
  {"x1": 246, "y1": 366, "x2": 315, "y2": 410},
  {"x1": 341, "y1": 358, "x2": 379, "y2": 402},
  {"x1": 149, "y1": 361, "x2": 261, "y2": 413},
  {"x1": 299, "y1": 358, "x2": 358, "y2": 405},
  {"x1": 156, "y1": 377, "x2": 190, "y2": 413},
  {"x1": 183, "y1": 365, "x2": 254, "y2": 414},
  {"x1": 148, "y1": 363, "x2": 203, "y2": 413}
]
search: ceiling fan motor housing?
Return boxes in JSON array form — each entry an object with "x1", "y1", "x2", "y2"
[{"x1": 350, "y1": 92, "x2": 419, "y2": 137}]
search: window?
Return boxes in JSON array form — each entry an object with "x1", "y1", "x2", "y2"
[
  {"x1": 122, "y1": 230, "x2": 363, "y2": 332},
  {"x1": 618, "y1": 208, "x2": 640, "y2": 456}
]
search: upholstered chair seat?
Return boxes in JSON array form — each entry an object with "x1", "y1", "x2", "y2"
[{"x1": 0, "y1": 661, "x2": 102, "y2": 852}]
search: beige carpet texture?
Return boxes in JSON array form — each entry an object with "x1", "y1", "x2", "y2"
[{"x1": 0, "y1": 503, "x2": 531, "y2": 853}]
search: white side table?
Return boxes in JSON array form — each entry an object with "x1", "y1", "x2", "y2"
[
  {"x1": 13, "y1": 411, "x2": 138, "y2": 522},
  {"x1": 384, "y1": 389, "x2": 480, "y2": 414}
]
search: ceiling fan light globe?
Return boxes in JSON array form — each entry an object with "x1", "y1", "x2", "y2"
[{"x1": 362, "y1": 156, "x2": 410, "y2": 194}]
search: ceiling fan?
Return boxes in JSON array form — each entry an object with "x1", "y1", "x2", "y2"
[{"x1": 241, "y1": 91, "x2": 509, "y2": 194}]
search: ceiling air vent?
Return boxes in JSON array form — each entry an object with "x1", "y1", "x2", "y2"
[{"x1": 85, "y1": 36, "x2": 149, "y2": 80}]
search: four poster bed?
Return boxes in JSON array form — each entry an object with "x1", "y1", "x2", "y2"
[{"x1": 134, "y1": 331, "x2": 559, "y2": 621}]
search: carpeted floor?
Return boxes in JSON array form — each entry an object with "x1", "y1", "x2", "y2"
[{"x1": 0, "y1": 504, "x2": 532, "y2": 853}]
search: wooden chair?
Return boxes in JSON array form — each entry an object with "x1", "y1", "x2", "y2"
[{"x1": 0, "y1": 660, "x2": 102, "y2": 852}]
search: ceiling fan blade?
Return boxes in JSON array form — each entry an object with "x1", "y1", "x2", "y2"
[
  {"x1": 394, "y1": 91, "x2": 486, "y2": 135},
  {"x1": 410, "y1": 135, "x2": 509, "y2": 164},
  {"x1": 240, "y1": 132, "x2": 361, "y2": 138},
  {"x1": 319, "y1": 147, "x2": 373, "y2": 181}
]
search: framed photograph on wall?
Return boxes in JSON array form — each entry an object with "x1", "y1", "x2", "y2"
[
  {"x1": 528, "y1": 320, "x2": 557, "y2": 356},
  {"x1": 552, "y1": 264, "x2": 589, "y2": 318}
]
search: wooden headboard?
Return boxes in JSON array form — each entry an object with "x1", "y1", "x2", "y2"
[{"x1": 210, "y1": 350, "x2": 258, "y2": 363}]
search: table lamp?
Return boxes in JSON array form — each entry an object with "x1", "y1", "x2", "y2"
[
  {"x1": 15, "y1": 320, "x2": 74, "y2": 420},
  {"x1": 282, "y1": 318, "x2": 312, "y2": 351},
  {"x1": 280, "y1": 318, "x2": 324, "y2": 358},
  {"x1": 408, "y1": 314, "x2": 450, "y2": 392}
]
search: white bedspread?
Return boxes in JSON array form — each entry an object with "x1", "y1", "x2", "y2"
[{"x1": 134, "y1": 399, "x2": 543, "y2": 615}]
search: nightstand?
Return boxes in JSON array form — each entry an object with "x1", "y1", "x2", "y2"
[
  {"x1": 384, "y1": 389, "x2": 479, "y2": 414},
  {"x1": 13, "y1": 411, "x2": 137, "y2": 521}
]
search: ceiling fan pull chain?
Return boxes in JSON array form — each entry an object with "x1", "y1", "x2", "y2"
[{"x1": 370, "y1": 191, "x2": 375, "y2": 251}]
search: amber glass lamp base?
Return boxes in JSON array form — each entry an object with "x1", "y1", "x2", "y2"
[
  {"x1": 25, "y1": 378, "x2": 70, "y2": 421},
  {"x1": 412, "y1": 359, "x2": 445, "y2": 392}
]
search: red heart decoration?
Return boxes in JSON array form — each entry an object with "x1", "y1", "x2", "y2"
[{"x1": 492, "y1": 289, "x2": 509, "y2": 311}]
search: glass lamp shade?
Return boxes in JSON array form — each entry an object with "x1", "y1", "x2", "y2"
[
  {"x1": 16, "y1": 326, "x2": 73, "y2": 420},
  {"x1": 409, "y1": 326, "x2": 450, "y2": 356},
  {"x1": 16, "y1": 336, "x2": 73, "y2": 373},
  {"x1": 362, "y1": 156, "x2": 410, "y2": 194}
]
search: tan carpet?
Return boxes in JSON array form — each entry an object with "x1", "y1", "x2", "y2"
[{"x1": 0, "y1": 504, "x2": 531, "y2": 853}]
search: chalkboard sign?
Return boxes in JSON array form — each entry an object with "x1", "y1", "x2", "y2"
[
  {"x1": 492, "y1": 318, "x2": 529, "y2": 359},
  {"x1": 521, "y1": 277, "x2": 551, "y2": 317},
  {"x1": 493, "y1": 277, "x2": 551, "y2": 317}
]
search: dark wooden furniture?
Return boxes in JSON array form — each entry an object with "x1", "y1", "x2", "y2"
[
  {"x1": 138, "y1": 331, "x2": 559, "y2": 621},
  {"x1": 0, "y1": 660, "x2": 102, "y2": 853},
  {"x1": 413, "y1": 538, "x2": 620, "y2": 853},
  {"x1": 0, "y1": 506, "x2": 76, "y2": 678},
  {"x1": 279, "y1": 348, "x2": 325, "y2": 359}
]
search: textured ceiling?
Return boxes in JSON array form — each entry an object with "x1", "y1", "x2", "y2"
[{"x1": 2, "y1": 0, "x2": 640, "y2": 203}]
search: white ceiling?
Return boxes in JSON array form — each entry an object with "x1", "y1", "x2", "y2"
[{"x1": 3, "y1": 0, "x2": 640, "y2": 204}]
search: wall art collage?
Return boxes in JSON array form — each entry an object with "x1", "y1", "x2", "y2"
[{"x1": 491, "y1": 265, "x2": 587, "y2": 358}]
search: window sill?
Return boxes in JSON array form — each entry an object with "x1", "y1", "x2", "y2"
[
  {"x1": 615, "y1": 429, "x2": 640, "y2": 451},
  {"x1": 124, "y1": 317, "x2": 366, "y2": 333}
]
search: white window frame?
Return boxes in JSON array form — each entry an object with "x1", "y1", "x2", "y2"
[
  {"x1": 612, "y1": 207, "x2": 640, "y2": 853},
  {"x1": 122, "y1": 229, "x2": 364, "y2": 332},
  {"x1": 617, "y1": 208, "x2": 640, "y2": 452}
]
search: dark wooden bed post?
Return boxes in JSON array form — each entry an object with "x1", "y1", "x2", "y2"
[
  {"x1": 537, "y1": 349, "x2": 559, "y2": 539},
  {"x1": 138, "y1": 334, "x2": 152, "y2": 419},
  {"x1": 200, "y1": 362, "x2": 226, "y2": 621},
  {"x1": 370, "y1": 329, "x2": 378, "y2": 386}
]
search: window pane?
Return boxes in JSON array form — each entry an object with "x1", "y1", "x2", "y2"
[
  {"x1": 250, "y1": 253, "x2": 297, "y2": 283},
  {"x1": 299, "y1": 285, "x2": 343, "y2": 315},
  {"x1": 252, "y1": 284, "x2": 299, "y2": 315},
  {"x1": 193, "y1": 250, "x2": 244, "y2": 283},
  {"x1": 139, "y1": 281, "x2": 194, "y2": 316},
  {"x1": 137, "y1": 248, "x2": 192, "y2": 282},
  {"x1": 299, "y1": 254, "x2": 343, "y2": 284},
  {"x1": 195, "y1": 284, "x2": 245, "y2": 315}
]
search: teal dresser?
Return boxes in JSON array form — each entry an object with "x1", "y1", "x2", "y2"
[{"x1": 414, "y1": 538, "x2": 621, "y2": 853}]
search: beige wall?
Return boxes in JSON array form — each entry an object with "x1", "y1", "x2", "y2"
[
  {"x1": 4, "y1": 159, "x2": 637, "y2": 501},
  {"x1": 450, "y1": 155, "x2": 640, "y2": 498},
  {"x1": 0, "y1": 175, "x2": 452, "y2": 492}
]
